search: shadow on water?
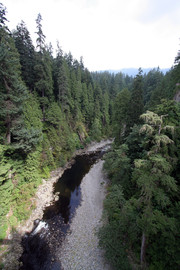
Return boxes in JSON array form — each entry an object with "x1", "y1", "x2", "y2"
[
  {"x1": 20, "y1": 233, "x2": 54, "y2": 270},
  {"x1": 43, "y1": 153, "x2": 101, "y2": 223},
  {"x1": 19, "y1": 150, "x2": 104, "y2": 270}
]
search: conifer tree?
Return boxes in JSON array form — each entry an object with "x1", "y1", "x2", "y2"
[
  {"x1": 57, "y1": 59, "x2": 71, "y2": 113},
  {"x1": 112, "y1": 88, "x2": 131, "y2": 143},
  {"x1": 127, "y1": 68, "x2": 144, "y2": 129},
  {"x1": 133, "y1": 111, "x2": 177, "y2": 267},
  {"x1": 69, "y1": 69, "x2": 78, "y2": 110},
  {"x1": 53, "y1": 42, "x2": 63, "y2": 100},
  {"x1": 13, "y1": 21, "x2": 35, "y2": 90},
  {"x1": 35, "y1": 13, "x2": 45, "y2": 53},
  {"x1": 34, "y1": 13, "x2": 53, "y2": 120},
  {"x1": 81, "y1": 83, "x2": 88, "y2": 121},
  {"x1": 102, "y1": 91, "x2": 110, "y2": 133},
  {"x1": 0, "y1": 4, "x2": 27, "y2": 144},
  {"x1": 86, "y1": 83, "x2": 94, "y2": 126},
  {"x1": 0, "y1": 3, "x2": 8, "y2": 31},
  {"x1": 143, "y1": 68, "x2": 164, "y2": 106}
]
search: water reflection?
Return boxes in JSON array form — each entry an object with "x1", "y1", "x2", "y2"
[
  {"x1": 43, "y1": 154, "x2": 99, "y2": 223},
  {"x1": 20, "y1": 151, "x2": 103, "y2": 270}
]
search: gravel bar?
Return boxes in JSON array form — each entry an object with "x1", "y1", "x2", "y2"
[{"x1": 58, "y1": 159, "x2": 111, "y2": 270}]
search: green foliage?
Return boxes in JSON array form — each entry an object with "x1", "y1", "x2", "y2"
[
  {"x1": 100, "y1": 107, "x2": 180, "y2": 269},
  {"x1": 90, "y1": 118, "x2": 102, "y2": 141},
  {"x1": 45, "y1": 102, "x2": 62, "y2": 127},
  {"x1": 127, "y1": 68, "x2": 144, "y2": 130},
  {"x1": 41, "y1": 166, "x2": 50, "y2": 179},
  {"x1": 13, "y1": 20, "x2": 35, "y2": 90},
  {"x1": 0, "y1": 145, "x2": 12, "y2": 183},
  {"x1": 10, "y1": 92, "x2": 44, "y2": 153},
  {"x1": 35, "y1": 13, "x2": 46, "y2": 53},
  {"x1": 1, "y1": 7, "x2": 180, "y2": 270},
  {"x1": 0, "y1": 222, "x2": 8, "y2": 241},
  {"x1": 0, "y1": 17, "x2": 28, "y2": 145},
  {"x1": 12, "y1": 127, "x2": 43, "y2": 153},
  {"x1": 34, "y1": 16, "x2": 54, "y2": 119},
  {"x1": 0, "y1": 145, "x2": 13, "y2": 226},
  {"x1": 8, "y1": 215, "x2": 18, "y2": 228},
  {"x1": 40, "y1": 134, "x2": 55, "y2": 169},
  {"x1": 98, "y1": 185, "x2": 131, "y2": 270},
  {"x1": 23, "y1": 92, "x2": 43, "y2": 130},
  {"x1": 103, "y1": 144, "x2": 131, "y2": 199},
  {"x1": 71, "y1": 132, "x2": 82, "y2": 149},
  {"x1": 143, "y1": 68, "x2": 164, "y2": 107},
  {"x1": 0, "y1": 179, "x2": 13, "y2": 217},
  {"x1": 0, "y1": 140, "x2": 42, "y2": 229},
  {"x1": 0, "y1": 3, "x2": 8, "y2": 28},
  {"x1": 112, "y1": 88, "x2": 131, "y2": 143},
  {"x1": 84, "y1": 136, "x2": 92, "y2": 145},
  {"x1": 146, "y1": 202, "x2": 180, "y2": 270},
  {"x1": 125, "y1": 124, "x2": 145, "y2": 161},
  {"x1": 12, "y1": 182, "x2": 36, "y2": 221},
  {"x1": 23, "y1": 148, "x2": 42, "y2": 185},
  {"x1": 44, "y1": 118, "x2": 79, "y2": 167},
  {"x1": 55, "y1": 58, "x2": 72, "y2": 113}
]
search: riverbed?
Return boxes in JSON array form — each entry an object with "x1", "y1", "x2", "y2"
[
  {"x1": 59, "y1": 159, "x2": 111, "y2": 270},
  {"x1": 2, "y1": 140, "x2": 112, "y2": 270}
]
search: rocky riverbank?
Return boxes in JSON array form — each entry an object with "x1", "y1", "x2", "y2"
[
  {"x1": 2, "y1": 139, "x2": 112, "y2": 270},
  {"x1": 2, "y1": 162, "x2": 70, "y2": 270}
]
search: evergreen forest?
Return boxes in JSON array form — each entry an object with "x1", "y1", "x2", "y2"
[
  {"x1": 0, "y1": 2, "x2": 180, "y2": 269},
  {"x1": 98, "y1": 43, "x2": 180, "y2": 270}
]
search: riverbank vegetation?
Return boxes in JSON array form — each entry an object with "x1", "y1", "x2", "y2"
[
  {"x1": 98, "y1": 59, "x2": 180, "y2": 268},
  {"x1": 0, "y1": 3, "x2": 134, "y2": 248},
  {"x1": 0, "y1": 3, "x2": 119, "y2": 244},
  {"x1": 0, "y1": 2, "x2": 180, "y2": 269}
]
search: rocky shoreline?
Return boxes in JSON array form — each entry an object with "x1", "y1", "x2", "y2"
[{"x1": 2, "y1": 139, "x2": 112, "y2": 270}]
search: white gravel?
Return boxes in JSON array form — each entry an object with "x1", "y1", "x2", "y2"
[
  {"x1": 58, "y1": 159, "x2": 111, "y2": 270},
  {"x1": 85, "y1": 139, "x2": 112, "y2": 153}
]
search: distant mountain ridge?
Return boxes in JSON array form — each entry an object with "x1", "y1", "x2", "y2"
[{"x1": 102, "y1": 68, "x2": 170, "y2": 76}]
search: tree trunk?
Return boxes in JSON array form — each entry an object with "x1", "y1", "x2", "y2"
[{"x1": 140, "y1": 232, "x2": 146, "y2": 269}]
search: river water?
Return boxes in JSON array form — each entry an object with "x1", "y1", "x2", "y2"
[{"x1": 19, "y1": 146, "x2": 109, "y2": 270}]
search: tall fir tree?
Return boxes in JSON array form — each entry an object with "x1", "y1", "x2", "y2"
[
  {"x1": 133, "y1": 111, "x2": 177, "y2": 268},
  {"x1": 34, "y1": 13, "x2": 53, "y2": 120},
  {"x1": 127, "y1": 68, "x2": 144, "y2": 129},
  {"x1": 35, "y1": 13, "x2": 45, "y2": 53},
  {"x1": 0, "y1": 4, "x2": 27, "y2": 144},
  {"x1": 112, "y1": 88, "x2": 131, "y2": 143},
  {"x1": 13, "y1": 21, "x2": 35, "y2": 90}
]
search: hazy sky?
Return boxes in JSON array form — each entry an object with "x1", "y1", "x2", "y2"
[{"x1": 3, "y1": 0, "x2": 180, "y2": 71}]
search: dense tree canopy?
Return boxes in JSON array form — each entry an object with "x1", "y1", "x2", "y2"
[
  {"x1": 0, "y1": 3, "x2": 180, "y2": 270},
  {"x1": 0, "y1": 4, "x2": 114, "y2": 244},
  {"x1": 99, "y1": 64, "x2": 180, "y2": 270}
]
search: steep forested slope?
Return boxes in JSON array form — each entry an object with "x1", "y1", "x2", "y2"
[
  {"x1": 0, "y1": 4, "x2": 134, "y2": 243},
  {"x1": 0, "y1": 4, "x2": 113, "y2": 241},
  {"x1": 98, "y1": 47, "x2": 180, "y2": 270},
  {"x1": 1, "y1": 3, "x2": 180, "y2": 270}
]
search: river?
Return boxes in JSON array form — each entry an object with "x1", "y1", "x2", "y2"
[{"x1": 18, "y1": 142, "x2": 111, "y2": 270}]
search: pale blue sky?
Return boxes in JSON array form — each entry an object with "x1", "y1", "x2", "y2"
[
  {"x1": 138, "y1": 0, "x2": 180, "y2": 23},
  {"x1": 3, "y1": 0, "x2": 180, "y2": 71}
]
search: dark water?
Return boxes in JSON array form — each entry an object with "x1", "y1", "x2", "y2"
[{"x1": 19, "y1": 150, "x2": 105, "y2": 270}]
